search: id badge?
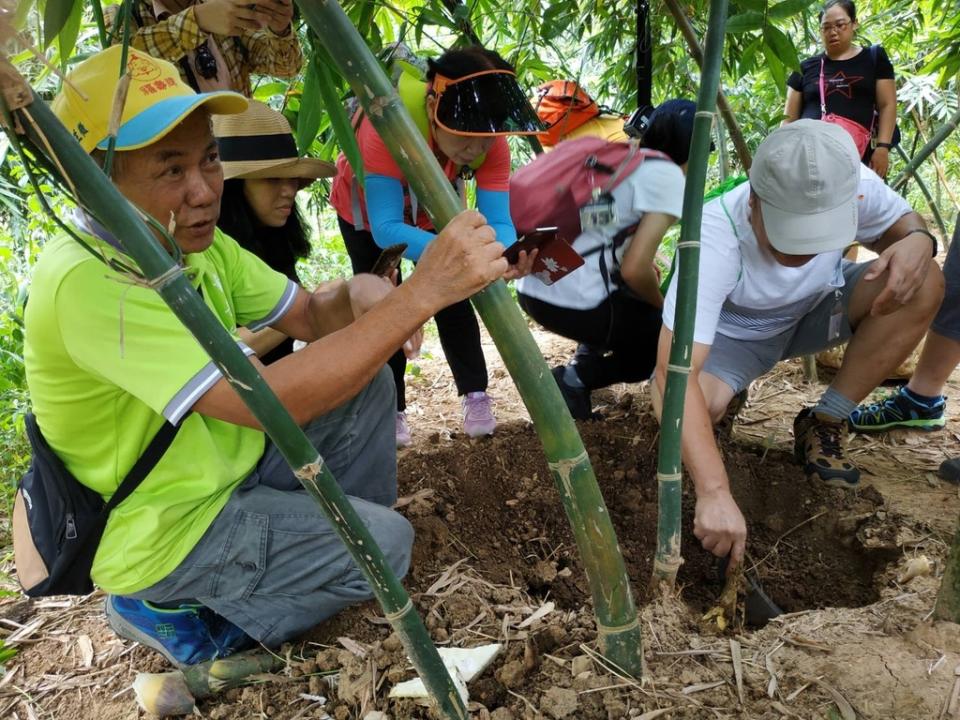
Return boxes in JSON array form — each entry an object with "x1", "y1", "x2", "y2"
[
  {"x1": 579, "y1": 192, "x2": 617, "y2": 230},
  {"x1": 827, "y1": 291, "x2": 843, "y2": 342}
]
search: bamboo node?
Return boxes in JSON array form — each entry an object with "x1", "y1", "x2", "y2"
[
  {"x1": 656, "y1": 471, "x2": 682, "y2": 482},
  {"x1": 653, "y1": 557, "x2": 683, "y2": 575},
  {"x1": 384, "y1": 597, "x2": 413, "y2": 622},
  {"x1": 547, "y1": 450, "x2": 590, "y2": 474},
  {"x1": 595, "y1": 615, "x2": 640, "y2": 636},
  {"x1": 665, "y1": 363, "x2": 692, "y2": 375},
  {"x1": 675, "y1": 240, "x2": 701, "y2": 249}
]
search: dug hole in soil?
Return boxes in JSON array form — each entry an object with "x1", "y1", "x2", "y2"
[{"x1": 401, "y1": 410, "x2": 897, "y2": 622}]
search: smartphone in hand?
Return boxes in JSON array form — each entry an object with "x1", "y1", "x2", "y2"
[
  {"x1": 503, "y1": 227, "x2": 559, "y2": 264},
  {"x1": 371, "y1": 243, "x2": 408, "y2": 277}
]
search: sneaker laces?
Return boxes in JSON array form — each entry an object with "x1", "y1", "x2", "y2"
[{"x1": 813, "y1": 422, "x2": 845, "y2": 460}]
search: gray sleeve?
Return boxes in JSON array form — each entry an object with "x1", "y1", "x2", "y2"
[
  {"x1": 162, "y1": 341, "x2": 256, "y2": 424},
  {"x1": 246, "y1": 278, "x2": 298, "y2": 332}
]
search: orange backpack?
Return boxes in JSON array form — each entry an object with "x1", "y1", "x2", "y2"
[{"x1": 534, "y1": 81, "x2": 601, "y2": 147}]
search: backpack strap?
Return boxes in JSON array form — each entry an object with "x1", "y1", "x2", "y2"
[{"x1": 103, "y1": 417, "x2": 185, "y2": 515}]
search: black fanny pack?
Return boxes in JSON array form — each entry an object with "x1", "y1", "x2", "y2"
[{"x1": 12, "y1": 413, "x2": 183, "y2": 597}]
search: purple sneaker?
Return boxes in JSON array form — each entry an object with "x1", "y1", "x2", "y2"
[
  {"x1": 396, "y1": 411, "x2": 412, "y2": 448},
  {"x1": 462, "y1": 392, "x2": 496, "y2": 438}
]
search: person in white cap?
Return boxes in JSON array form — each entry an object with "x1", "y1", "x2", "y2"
[
  {"x1": 24, "y1": 46, "x2": 510, "y2": 667},
  {"x1": 654, "y1": 119, "x2": 943, "y2": 566}
]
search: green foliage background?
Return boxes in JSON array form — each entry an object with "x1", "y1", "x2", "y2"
[{"x1": 1, "y1": 0, "x2": 958, "y2": 511}]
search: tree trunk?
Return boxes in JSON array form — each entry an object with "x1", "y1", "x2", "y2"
[
  {"x1": 661, "y1": 0, "x2": 751, "y2": 170},
  {"x1": 935, "y1": 516, "x2": 960, "y2": 622}
]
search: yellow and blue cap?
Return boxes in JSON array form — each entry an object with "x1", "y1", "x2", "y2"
[{"x1": 51, "y1": 45, "x2": 247, "y2": 154}]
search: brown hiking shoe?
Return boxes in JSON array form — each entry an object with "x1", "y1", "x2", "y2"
[{"x1": 793, "y1": 408, "x2": 860, "y2": 488}]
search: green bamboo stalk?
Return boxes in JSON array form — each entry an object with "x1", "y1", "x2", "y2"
[
  {"x1": 90, "y1": 0, "x2": 109, "y2": 48},
  {"x1": 893, "y1": 143, "x2": 948, "y2": 240},
  {"x1": 891, "y1": 105, "x2": 960, "y2": 192},
  {"x1": 296, "y1": 0, "x2": 644, "y2": 674},
  {"x1": 934, "y1": 514, "x2": 960, "y2": 622},
  {"x1": 103, "y1": 0, "x2": 133, "y2": 177},
  {"x1": 662, "y1": 0, "x2": 751, "y2": 170},
  {"x1": 5, "y1": 89, "x2": 468, "y2": 720},
  {"x1": 653, "y1": 0, "x2": 729, "y2": 586}
]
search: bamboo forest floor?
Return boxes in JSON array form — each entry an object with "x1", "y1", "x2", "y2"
[{"x1": 2, "y1": 325, "x2": 959, "y2": 720}]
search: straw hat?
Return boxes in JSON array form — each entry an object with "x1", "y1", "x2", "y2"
[{"x1": 213, "y1": 101, "x2": 335, "y2": 186}]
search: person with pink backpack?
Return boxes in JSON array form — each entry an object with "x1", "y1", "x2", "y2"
[{"x1": 514, "y1": 100, "x2": 696, "y2": 419}]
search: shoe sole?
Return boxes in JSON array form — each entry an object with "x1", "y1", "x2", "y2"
[
  {"x1": 105, "y1": 597, "x2": 183, "y2": 668},
  {"x1": 850, "y1": 417, "x2": 945, "y2": 433}
]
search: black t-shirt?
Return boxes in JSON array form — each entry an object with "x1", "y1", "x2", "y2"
[{"x1": 787, "y1": 45, "x2": 895, "y2": 130}]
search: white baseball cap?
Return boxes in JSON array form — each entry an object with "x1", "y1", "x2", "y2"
[{"x1": 749, "y1": 119, "x2": 861, "y2": 255}]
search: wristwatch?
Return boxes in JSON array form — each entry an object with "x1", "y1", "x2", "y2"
[{"x1": 874, "y1": 142, "x2": 893, "y2": 149}]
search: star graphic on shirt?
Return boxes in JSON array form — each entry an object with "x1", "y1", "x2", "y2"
[{"x1": 826, "y1": 71, "x2": 865, "y2": 99}]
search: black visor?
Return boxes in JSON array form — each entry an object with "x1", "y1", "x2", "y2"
[{"x1": 433, "y1": 71, "x2": 545, "y2": 136}]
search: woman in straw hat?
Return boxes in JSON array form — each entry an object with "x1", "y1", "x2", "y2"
[{"x1": 213, "y1": 100, "x2": 337, "y2": 364}]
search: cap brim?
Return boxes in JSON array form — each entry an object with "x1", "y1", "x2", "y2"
[
  {"x1": 222, "y1": 158, "x2": 337, "y2": 184},
  {"x1": 760, "y1": 196, "x2": 858, "y2": 256},
  {"x1": 96, "y1": 91, "x2": 248, "y2": 151}
]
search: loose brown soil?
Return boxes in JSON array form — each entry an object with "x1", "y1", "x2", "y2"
[{"x1": 2, "y1": 327, "x2": 958, "y2": 720}]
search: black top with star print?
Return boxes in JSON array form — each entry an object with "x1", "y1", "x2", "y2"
[{"x1": 787, "y1": 45, "x2": 895, "y2": 130}]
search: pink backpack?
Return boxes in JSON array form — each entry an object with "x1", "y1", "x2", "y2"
[{"x1": 510, "y1": 137, "x2": 669, "y2": 243}]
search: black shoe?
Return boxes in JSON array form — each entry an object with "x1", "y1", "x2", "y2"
[
  {"x1": 938, "y1": 457, "x2": 960, "y2": 485},
  {"x1": 551, "y1": 366, "x2": 593, "y2": 420}
]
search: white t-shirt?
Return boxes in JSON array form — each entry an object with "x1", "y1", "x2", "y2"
[
  {"x1": 517, "y1": 158, "x2": 685, "y2": 310},
  {"x1": 662, "y1": 164, "x2": 912, "y2": 344}
]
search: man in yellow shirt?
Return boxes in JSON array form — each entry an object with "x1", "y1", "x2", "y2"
[{"x1": 25, "y1": 46, "x2": 509, "y2": 666}]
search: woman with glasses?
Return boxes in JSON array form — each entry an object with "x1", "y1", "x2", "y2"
[
  {"x1": 784, "y1": 0, "x2": 897, "y2": 177},
  {"x1": 329, "y1": 46, "x2": 541, "y2": 447},
  {"x1": 212, "y1": 101, "x2": 336, "y2": 363}
]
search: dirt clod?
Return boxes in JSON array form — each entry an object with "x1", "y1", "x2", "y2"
[{"x1": 541, "y1": 686, "x2": 579, "y2": 719}]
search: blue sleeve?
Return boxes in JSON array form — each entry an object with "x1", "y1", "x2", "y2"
[
  {"x1": 365, "y1": 174, "x2": 435, "y2": 261},
  {"x1": 477, "y1": 188, "x2": 517, "y2": 248}
]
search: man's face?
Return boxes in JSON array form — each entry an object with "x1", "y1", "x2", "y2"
[
  {"x1": 113, "y1": 110, "x2": 223, "y2": 255},
  {"x1": 748, "y1": 193, "x2": 816, "y2": 268}
]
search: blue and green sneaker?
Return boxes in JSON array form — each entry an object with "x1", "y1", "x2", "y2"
[
  {"x1": 105, "y1": 595, "x2": 253, "y2": 667},
  {"x1": 849, "y1": 386, "x2": 945, "y2": 433}
]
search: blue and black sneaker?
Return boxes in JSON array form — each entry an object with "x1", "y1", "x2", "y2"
[
  {"x1": 849, "y1": 386, "x2": 946, "y2": 433},
  {"x1": 105, "y1": 595, "x2": 253, "y2": 667}
]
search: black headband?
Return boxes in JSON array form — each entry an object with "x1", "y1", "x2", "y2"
[{"x1": 217, "y1": 133, "x2": 297, "y2": 162}]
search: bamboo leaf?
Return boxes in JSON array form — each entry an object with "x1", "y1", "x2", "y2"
[
  {"x1": 42, "y1": 0, "x2": 78, "y2": 48},
  {"x1": 55, "y1": 0, "x2": 84, "y2": 62},
  {"x1": 763, "y1": 41, "x2": 787, "y2": 94},
  {"x1": 724, "y1": 11, "x2": 764, "y2": 33},
  {"x1": 769, "y1": 0, "x2": 817, "y2": 19},
  {"x1": 737, "y1": 36, "x2": 762, "y2": 78},
  {"x1": 14, "y1": 0, "x2": 37, "y2": 29},
  {"x1": 296, "y1": 57, "x2": 323, "y2": 154},
  {"x1": 314, "y1": 53, "x2": 365, "y2": 187},
  {"x1": 763, "y1": 23, "x2": 800, "y2": 73}
]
